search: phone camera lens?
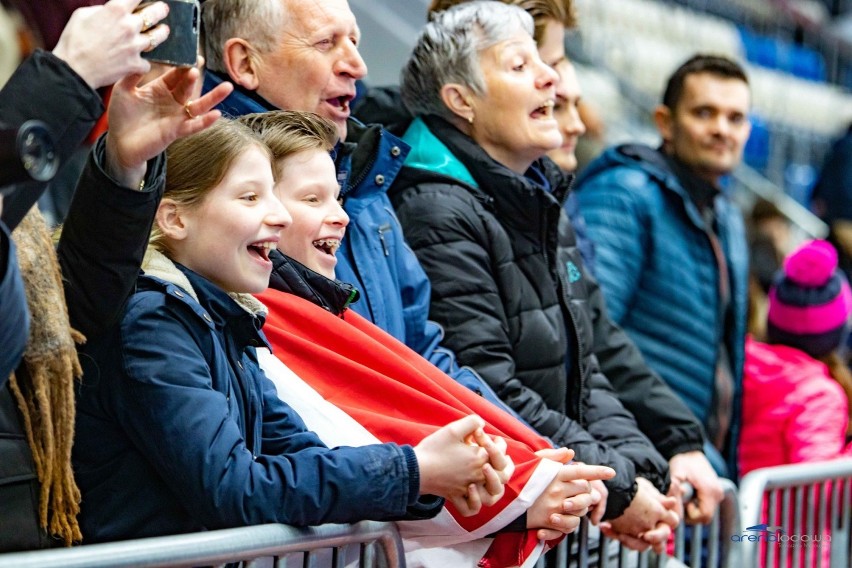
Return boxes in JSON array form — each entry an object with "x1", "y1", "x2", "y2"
[{"x1": 17, "y1": 121, "x2": 58, "y2": 182}]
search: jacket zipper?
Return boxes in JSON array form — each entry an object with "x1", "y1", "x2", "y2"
[
  {"x1": 542, "y1": 192, "x2": 585, "y2": 426},
  {"x1": 341, "y1": 288, "x2": 358, "y2": 314},
  {"x1": 346, "y1": 129, "x2": 388, "y2": 258},
  {"x1": 345, "y1": 134, "x2": 379, "y2": 192},
  {"x1": 378, "y1": 223, "x2": 391, "y2": 256},
  {"x1": 560, "y1": 270, "x2": 585, "y2": 426}
]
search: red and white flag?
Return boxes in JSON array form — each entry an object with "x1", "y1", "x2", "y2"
[{"x1": 256, "y1": 288, "x2": 564, "y2": 568}]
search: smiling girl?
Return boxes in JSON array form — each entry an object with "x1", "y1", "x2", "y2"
[{"x1": 71, "y1": 119, "x2": 506, "y2": 543}]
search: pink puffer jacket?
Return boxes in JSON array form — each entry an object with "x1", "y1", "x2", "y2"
[{"x1": 740, "y1": 337, "x2": 851, "y2": 476}]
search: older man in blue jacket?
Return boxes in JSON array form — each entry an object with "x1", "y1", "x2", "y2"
[
  {"x1": 199, "y1": 0, "x2": 512, "y2": 412},
  {"x1": 574, "y1": 55, "x2": 752, "y2": 478}
]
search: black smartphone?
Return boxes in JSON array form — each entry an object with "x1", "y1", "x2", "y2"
[{"x1": 141, "y1": 0, "x2": 200, "y2": 68}]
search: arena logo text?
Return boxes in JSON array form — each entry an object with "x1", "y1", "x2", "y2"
[{"x1": 730, "y1": 524, "x2": 831, "y2": 546}]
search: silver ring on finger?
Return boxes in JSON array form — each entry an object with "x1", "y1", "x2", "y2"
[{"x1": 145, "y1": 32, "x2": 157, "y2": 52}]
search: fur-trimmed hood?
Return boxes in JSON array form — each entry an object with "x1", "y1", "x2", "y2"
[{"x1": 142, "y1": 248, "x2": 267, "y2": 318}]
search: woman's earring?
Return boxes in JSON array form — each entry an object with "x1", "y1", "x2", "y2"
[{"x1": 467, "y1": 114, "x2": 474, "y2": 125}]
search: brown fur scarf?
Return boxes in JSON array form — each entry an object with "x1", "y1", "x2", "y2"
[{"x1": 9, "y1": 208, "x2": 84, "y2": 546}]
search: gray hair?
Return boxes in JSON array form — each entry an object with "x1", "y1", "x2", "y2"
[
  {"x1": 202, "y1": 0, "x2": 286, "y2": 73},
  {"x1": 400, "y1": 1, "x2": 534, "y2": 122}
]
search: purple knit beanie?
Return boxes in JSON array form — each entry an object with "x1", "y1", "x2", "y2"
[{"x1": 767, "y1": 239, "x2": 852, "y2": 357}]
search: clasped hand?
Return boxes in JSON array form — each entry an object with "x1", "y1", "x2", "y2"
[
  {"x1": 599, "y1": 477, "x2": 680, "y2": 553},
  {"x1": 414, "y1": 414, "x2": 514, "y2": 517},
  {"x1": 527, "y1": 448, "x2": 616, "y2": 540}
]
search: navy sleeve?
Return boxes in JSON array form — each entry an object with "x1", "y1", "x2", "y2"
[
  {"x1": 0, "y1": 223, "x2": 29, "y2": 384},
  {"x1": 115, "y1": 297, "x2": 423, "y2": 528},
  {"x1": 58, "y1": 136, "x2": 165, "y2": 339},
  {"x1": 258, "y1": 370, "x2": 444, "y2": 518}
]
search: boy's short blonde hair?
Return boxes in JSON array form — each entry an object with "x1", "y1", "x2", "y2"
[{"x1": 238, "y1": 110, "x2": 339, "y2": 181}]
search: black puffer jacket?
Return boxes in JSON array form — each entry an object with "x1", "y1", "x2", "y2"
[
  {"x1": 390, "y1": 116, "x2": 669, "y2": 519},
  {"x1": 357, "y1": 85, "x2": 706, "y2": 463},
  {"x1": 268, "y1": 250, "x2": 359, "y2": 316}
]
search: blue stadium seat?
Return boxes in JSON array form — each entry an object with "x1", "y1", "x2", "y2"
[
  {"x1": 738, "y1": 26, "x2": 826, "y2": 82},
  {"x1": 744, "y1": 113, "x2": 770, "y2": 172}
]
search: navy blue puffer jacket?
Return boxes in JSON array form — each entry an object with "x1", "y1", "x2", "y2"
[{"x1": 73, "y1": 252, "x2": 438, "y2": 543}]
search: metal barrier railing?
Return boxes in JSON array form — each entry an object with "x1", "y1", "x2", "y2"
[
  {"x1": 0, "y1": 521, "x2": 405, "y2": 568},
  {"x1": 669, "y1": 478, "x2": 741, "y2": 568},
  {"x1": 536, "y1": 478, "x2": 740, "y2": 568},
  {"x1": 8, "y1": 461, "x2": 851, "y2": 568},
  {"x1": 738, "y1": 459, "x2": 852, "y2": 568}
]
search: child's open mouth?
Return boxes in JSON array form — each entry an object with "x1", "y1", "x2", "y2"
[
  {"x1": 248, "y1": 241, "x2": 276, "y2": 262},
  {"x1": 313, "y1": 239, "x2": 341, "y2": 256}
]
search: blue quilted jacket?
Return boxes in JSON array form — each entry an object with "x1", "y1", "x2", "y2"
[{"x1": 574, "y1": 145, "x2": 748, "y2": 477}]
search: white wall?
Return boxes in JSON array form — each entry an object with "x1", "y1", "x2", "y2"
[{"x1": 349, "y1": 0, "x2": 429, "y2": 87}]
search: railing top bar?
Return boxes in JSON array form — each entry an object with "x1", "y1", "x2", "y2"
[
  {"x1": 739, "y1": 459, "x2": 852, "y2": 529},
  {"x1": 740, "y1": 460, "x2": 852, "y2": 493},
  {"x1": 0, "y1": 521, "x2": 398, "y2": 568},
  {"x1": 719, "y1": 477, "x2": 739, "y2": 494},
  {"x1": 733, "y1": 165, "x2": 829, "y2": 239}
]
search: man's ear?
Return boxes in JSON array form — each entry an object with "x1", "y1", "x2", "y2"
[
  {"x1": 653, "y1": 104, "x2": 674, "y2": 143},
  {"x1": 156, "y1": 199, "x2": 189, "y2": 242},
  {"x1": 223, "y1": 38, "x2": 262, "y2": 91},
  {"x1": 440, "y1": 83, "x2": 476, "y2": 124}
]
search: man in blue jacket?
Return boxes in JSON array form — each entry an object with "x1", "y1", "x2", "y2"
[
  {"x1": 199, "y1": 0, "x2": 510, "y2": 411},
  {"x1": 574, "y1": 55, "x2": 752, "y2": 478}
]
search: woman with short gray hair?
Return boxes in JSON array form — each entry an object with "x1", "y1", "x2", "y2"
[
  {"x1": 390, "y1": 0, "x2": 679, "y2": 552},
  {"x1": 401, "y1": 2, "x2": 533, "y2": 122}
]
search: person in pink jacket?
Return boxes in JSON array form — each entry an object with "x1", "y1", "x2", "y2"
[{"x1": 740, "y1": 239, "x2": 852, "y2": 476}]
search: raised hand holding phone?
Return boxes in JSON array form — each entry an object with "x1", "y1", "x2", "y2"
[
  {"x1": 52, "y1": 0, "x2": 171, "y2": 89},
  {"x1": 140, "y1": 0, "x2": 200, "y2": 67}
]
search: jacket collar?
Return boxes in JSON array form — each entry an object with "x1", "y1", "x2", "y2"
[
  {"x1": 425, "y1": 115, "x2": 571, "y2": 199},
  {"x1": 402, "y1": 115, "x2": 572, "y2": 231},
  {"x1": 587, "y1": 143, "x2": 713, "y2": 231},
  {"x1": 268, "y1": 249, "x2": 359, "y2": 316},
  {"x1": 662, "y1": 151, "x2": 720, "y2": 213},
  {"x1": 341, "y1": 117, "x2": 380, "y2": 169},
  {"x1": 402, "y1": 116, "x2": 479, "y2": 189},
  {"x1": 205, "y1": 70, "x2": 275, "y2": 117},
  {"x1": 336, "y1": 118, "x2": 410, "y2": 199},
  {"x1": 141, "y1": 249, "x2": 270, "y2": 349}
]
